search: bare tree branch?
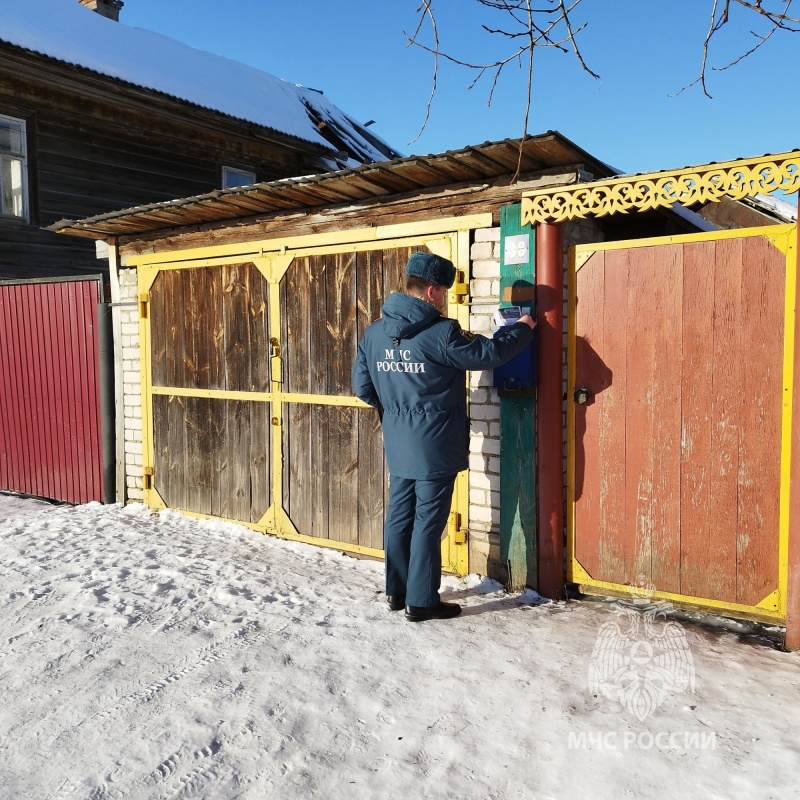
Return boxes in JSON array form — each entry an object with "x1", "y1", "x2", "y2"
[
  {"x1": 674, "y1": 0, "x2": 722, "y2": 98},
  {"x1": 406, "y1": 1, "x2": 439, "y2": 145},
  {"x1": 676, "y1": 0, "x2": 797, "y2": 97},
  {"x1": 405, "y1": 0, "x2": 598, "y2": 154},
  {"x1": 406, "y1": 0, "x2": 798, "y2": 160}
]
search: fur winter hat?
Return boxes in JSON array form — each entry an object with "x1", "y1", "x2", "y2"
[{"x1": 405, "y1": 252, "x2": 456, "y2": 289}]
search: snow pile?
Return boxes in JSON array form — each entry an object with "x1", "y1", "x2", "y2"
[
  {"x1": 0, "y1": 493, "x2": 798, "y2": 799},
  {"x1": 0, "y1": 0, "x2": 398, "y2": 165}
]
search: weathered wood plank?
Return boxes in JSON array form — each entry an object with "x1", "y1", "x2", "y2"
[
  {"x1": 164, "y1": 269, "x2": 187, "y2": 511},
  {"x1": 309, "y1": 403, "x2": 329, "y2": 540},
  {"x1": 649, "y1": 244, "x2": 682, "y2": 594},
  {"x1": 678, "y1": 240, "x2": 722, "y2": 599},
  {"x1": 327, "y1": 406, "x2": 359, "y2": 544},
  {"x1": 282, "y1": 256, "x2": 311, "y2": 531},
  {"x1": 206, "y1": 267, "x2": 224, "y2": 391},
  {"x1": 180, "y1": 269, "x2": 198, "y2": 389},
  {"x1": 737, "y1": 236, "x2": 784, "y2": 605},
  {"x1": 625, "y1": 246, "x2": 656, "y2": 586},
  {"x1": 149, "y1": 271, "x2": 171, "y2": 502},
  {"x1": 356, "y1": 249, "x2": 387, "y2": 551},
  {"x1": 285, "y1": 257, "x2": 312, "y2": 394},
  {"x1": 149, "y1": 271, "x2": 168, "y2": 388},
  {"x1": 222, "y1": 264, "x2": 249, "y2": 393},
  {"x1": 598, "y1": 248, "x2": 627, "y2": 584},
  {"x1": 247, "y1": 264, "x2": 270, "y2": 393},
  {"x1": 309, "y1": 255, "x2": 330, "y2": 395},
  {"x1": 184, "y1": 396, "x2": 212, "y2": 515},
  {"x1": 709, "y1": 237, "x2": 743, "y2": 601},
  {"x1": 324, "y1": 252, "x2": 358, "y2": 542},
  {"x1": 327, "y1": 252, "x2": 357, "y2": 397},
  {"x1": 574, "y1": 251, "x2": 605, "y2": 581},
  {"x1": 227, "y1": 400, "x2": 251, "y2": 522},
  {"x1": 309, "y1": 255, "x2": 331, "y2": 539},
  {"x1": 250, "y1": 400, "x2": 271, "y2": 523}
]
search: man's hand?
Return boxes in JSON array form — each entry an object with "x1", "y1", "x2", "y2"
[{"x1": 518, "y1": 314, "x2": 536, "y2": 330}]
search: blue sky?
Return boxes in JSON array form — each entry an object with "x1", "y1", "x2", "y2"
[{"x1": 122, "y1": 0, "x2": 797, "y2": 181}]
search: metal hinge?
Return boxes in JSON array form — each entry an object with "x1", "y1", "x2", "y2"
[{"x1": 139, "y1": 292, "x2": 149, "y2": 319}]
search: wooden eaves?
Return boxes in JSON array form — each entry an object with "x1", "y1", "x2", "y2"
[{"x1": 50, "y1": 132, "x2": 616, "y2": 241}]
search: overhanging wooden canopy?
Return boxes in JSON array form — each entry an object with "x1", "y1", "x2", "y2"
[
  {"x1": 51, "y1": 132, "x2": 612, "y2": 241},
  {"x1": 521, "y1": 151, "x2": 800, "y2": 226}
]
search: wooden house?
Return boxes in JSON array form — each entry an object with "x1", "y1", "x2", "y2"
[
  {"x1": 0, "y1": 0, "x2": 399, "y2": 280},
  {"x1": 0, "y1": 0, "x2": 398, "y2": 506}
]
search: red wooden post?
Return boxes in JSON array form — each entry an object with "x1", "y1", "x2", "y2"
[
  {"x1": 536, "y1": 222, "x2": 565, "y2": 600},
  {"x1": 787, "y1": 205, "x2": 800, "y2": 650}
]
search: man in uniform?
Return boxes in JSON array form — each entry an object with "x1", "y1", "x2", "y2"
[{"x1": 351, "y1": 251, "x2": 535, "y2": 621}]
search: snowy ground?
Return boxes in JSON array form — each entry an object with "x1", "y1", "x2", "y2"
[{"x1": 0, "y1": 493, "x2": 798, "y2": 800}]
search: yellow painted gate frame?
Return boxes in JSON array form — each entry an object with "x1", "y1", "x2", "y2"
[
  {"x1": 130, "y1": 215, "x2": 493, "y2": 576},
  {"x1": 566, "y1": 224, "x2": 798, "y2": 623}
]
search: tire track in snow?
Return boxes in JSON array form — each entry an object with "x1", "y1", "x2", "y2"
[
  {"x1": 93, "y1": 620, "x2": 270, "y2": 719},
  {"x1": 98, "y1": 740, "x2": 224, "y2": 800},
  {"x1": 42, "y1": 618, "x2": 286, "y2": 800},
  {"x1": 47, "y1": 619, "x2": 282, "y2": 755}
]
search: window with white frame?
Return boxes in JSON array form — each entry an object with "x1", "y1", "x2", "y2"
[
  {"x1": 0, "y1": 114, "x2": 28, "y2": 221},
  {"x1": 222, "y1": 166, "x2": 256, "y2": 189}
]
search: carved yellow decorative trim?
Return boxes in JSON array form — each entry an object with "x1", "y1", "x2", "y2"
[{"x1": 521, "y1": 152, "x2": 800, "y2": 225}]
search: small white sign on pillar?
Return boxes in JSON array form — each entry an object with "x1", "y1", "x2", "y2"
[{"x1": 504, "y1": 233, "x2": 531, "y2": 265}]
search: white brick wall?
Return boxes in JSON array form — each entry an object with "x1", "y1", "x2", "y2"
[
  {"x1": 118, "y1": 268, "x2": 144, "y2": 501},
  {"x1": 467, "y1": 228, "x2": 504, "y2": 577}
]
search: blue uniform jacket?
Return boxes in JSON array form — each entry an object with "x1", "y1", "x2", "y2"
[{"x1": 351, "y1": 292, "x2": 535, "y2": 480}]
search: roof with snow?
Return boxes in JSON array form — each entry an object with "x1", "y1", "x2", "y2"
[{"x1": 0, "y1": 0, "x2": 401, "y2": 167}]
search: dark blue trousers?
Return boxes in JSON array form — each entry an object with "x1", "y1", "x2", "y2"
[{"x1": 384, "y1": 474, "x2": 456, "y2": 608}]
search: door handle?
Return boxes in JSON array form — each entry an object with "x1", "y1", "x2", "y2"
[{"x1": 574, "y1": 386, "x2": 590, "y2": 405}]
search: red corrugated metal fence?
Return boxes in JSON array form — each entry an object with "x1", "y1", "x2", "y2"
[{"x1": 0, "y1": 277, "x2": 104, "y2": 503}]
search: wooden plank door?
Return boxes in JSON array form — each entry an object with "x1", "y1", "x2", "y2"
[
  {"x1": 138, "y1": 235, "x2": 470, "y2": 574},
  {"x1": 144, "y1": 262, "x2": 272, "y2": 524},
  {"x1": 568, "y1": 226, "x2": 796, "y2": 623},
  {"x1": 274, "y1": 238, "x2": 469, "y2": 572}
]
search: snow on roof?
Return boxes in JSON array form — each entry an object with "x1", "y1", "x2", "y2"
[
  {"x1": 745, "y1": 193, "x2": 798, "y2": 223},
  {"x1": 0, "y1": 0, "x2": 400, "y2": 166}
]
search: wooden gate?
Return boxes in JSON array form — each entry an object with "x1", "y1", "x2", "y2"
[
  {"x1": 568, "y1": 225, "x2": 797, "y2": 623},
  {"x1": 135, "y1": 220, "x2": 481, "y2": 574},
  {"x1": 0, "y1": 275, "x2": 106, "y2": 503}
]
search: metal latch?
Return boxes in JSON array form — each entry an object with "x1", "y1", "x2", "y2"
[
  {"x1": 452, "y1": 270, "x2": 468, "y2": 304},
  {"x1": 270, "y1": 337, "x2": 282, "y2": 383},
  {"x1": 448, "y1": 512, "x2": 468, "y2": 544}
]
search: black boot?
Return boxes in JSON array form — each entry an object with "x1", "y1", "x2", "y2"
[
  {"x1": 404, "y1": 600, "x2": 462, "y2": 622},
  {"x1": 387, "y1": 595, "x2": 406, "y2": 611}
]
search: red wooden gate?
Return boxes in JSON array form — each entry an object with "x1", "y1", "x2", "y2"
[
  {"x1": 0, "y1": 276, "x2": 105, "y2": 503},
  {"x1": 568, "y1": 226, "x2": 796, "y2": 624}
]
